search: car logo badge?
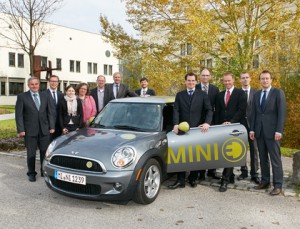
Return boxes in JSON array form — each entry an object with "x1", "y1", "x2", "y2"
[{"x1": 86, "y1": 161, "x2": 93, "y2": 168}]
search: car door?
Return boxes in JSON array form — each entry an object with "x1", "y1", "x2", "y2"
[{"x1": 166, "y1": 124, "x2": 248, "y2": 173}]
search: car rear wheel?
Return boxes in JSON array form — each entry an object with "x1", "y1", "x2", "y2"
[{"x1": 133, "y1": 159, "x2": 161, "y2": 205}]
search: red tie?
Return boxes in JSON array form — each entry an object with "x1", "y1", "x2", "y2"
[{"x1": 225, "y1": 90, "x2": 230, "y2": 107}]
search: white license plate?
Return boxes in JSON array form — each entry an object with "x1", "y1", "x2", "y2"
[{"x1": 54, "y1": 170, "x2": 86, "y2": 185}]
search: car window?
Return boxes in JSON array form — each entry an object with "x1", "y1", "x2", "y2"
[{"x1": 93, "y1": 103, "x2": 162, "y2": 132}]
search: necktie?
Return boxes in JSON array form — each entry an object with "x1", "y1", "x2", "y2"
[
  {"x1": 33, "y1": 93, "x2": 40, "y2": 110},
  {"x1": 261, "y1": 90, "x2": 266, "y2": 110},
  {"x1": 225, "y1": 90, "x2": 230, "y2": 107},
  {"x1": 116, "y1": 85, "x2": 119, "y2": 98},
  {"x1": 203, "y1": 85, "x2": 208, "y2": 94},
  {"x1": 52, "y1": 91, "x2": 56, "y2": 104},
  {"x1": 244, "y1": 90, "x2": 248, "y2": 103},
  {"x1": 188, "y1": 90, "x2": 193, "y2": 100}
]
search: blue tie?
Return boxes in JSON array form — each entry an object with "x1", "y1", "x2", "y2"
[
  {"x1": 33, "y1": 93, "x2": 40, "y2": 110},
  {"x1": 260, "y1": 90, "x2": 266, "y2": 110}
]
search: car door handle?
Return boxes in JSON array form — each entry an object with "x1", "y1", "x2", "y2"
[{"x1": 230, "y1": 130, "x2": 245, "y2": 136}]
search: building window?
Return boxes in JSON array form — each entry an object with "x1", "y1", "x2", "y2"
[
  {"x1": 109, "y1": 65, "x2": 113, "y2": 75},
  {"x1": 200, "y1": 60, "x2": 205, "y2": 67},
  {"x1": 76, "y1": 61, "x2": 80, "y2": 73},
  {"x1": 56, "y1": 58, "x2": 62, "y2": 70},
  {"x1": 18, "y1": 54, "x2": 24, "y2": 68},
  {"x1": 180, "y1": 44, "x2": 186, "y2": 56},
  {"x1": 40, "y1": 81, "x2": 47, "y2": 91},
  {"x1": 252, "y1": 55, "x2": 259, "y2": 69},
  {"x1": 41, "y1": 56, "x2": 47, "y2": 69},
  {"x1": 104, "y1": 64, "x2": 108, "y2": 75},
  {"x1": 1, "y1": 82, "x2": 5, "y2": 95},
  {"x1": 9, "y1": 52, "x2": 15, "y2": 67},
  {"x1": 187, "y1": 43, "x2": 192, "y2": 55},
  {"x1": 93, "y1": 63, "x2": 97, "y2": 74},
  {"x1": 207, "y1": 59, "x2": 212, "y2": 68},
  {"x1": 70, "y1": 60, "x2": 74, "y2": 72},
  {"x1": 87, "y1": 62, "x2": 92, "y2": 74},
  {"x1": 9, "y1": 82, "x2": 24, "y2": 95},
  {"x1": 221, "y1": 57, "x2": 228, "y2": 65}
]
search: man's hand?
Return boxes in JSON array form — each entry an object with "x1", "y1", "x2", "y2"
[
  {"x1": 173, "y1": 125, "x2": 179, "y2": 134},
  {"x1": 249, "y1": 132, "x2": 255, "y2": 140},
  {"x1": 275, "y1": 133, "x2": 282, "y2": 141},
  {"x1": 18, "y1": 132, "x2": 25, "y2": 137},
  {"x1": 49, "y1": 129, "x2": 55, "y2": 134},
  {"x1": 199, "y1": 123, "x2": 210, "y2": 132},
  {"x1": 223, "y1": 121, "x2": 231, "y2": 125}
]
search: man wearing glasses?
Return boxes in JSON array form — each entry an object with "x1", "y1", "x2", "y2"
[{"x1": 196, "y1": 68, "x2": 220, "y2": 180}]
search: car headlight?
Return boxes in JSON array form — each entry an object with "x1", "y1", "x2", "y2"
[
  {"x1": 45, "y1": 140, "x2": 57, "y2": 160},
  {"x1": 112, "y1": 146, "x2": 136, "y2": 168}
]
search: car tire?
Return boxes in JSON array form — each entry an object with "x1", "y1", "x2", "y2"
[{"x1": 133, "y1": 159, "x2": 161, "y2": 205}]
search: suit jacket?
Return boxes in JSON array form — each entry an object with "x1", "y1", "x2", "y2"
[
  {"x1": 15, "y1": 91, "x2": 54, "y2": 136},
  {"x1": 173, "y1": 89, "x2": 213, "y2": 127},
  {"x1": 196, "y1": 83, "x2": 219, "y2": 124},
  {"x1": 90, "y1": 85, "x2": 111, "y2": 112},
  {"x1": 43, "y1": 89, "x2": 64, "y2": 123},
  {"x1": 135, "y1": 88, "x2": 156, "y2": 96},
  {"x1": 215, "y1": 87, "x2": 247, "y2": 126},
  {"x1": 108, "y1": 83, "x2": 138, "y2": 99},
  {"x1": 244, "y1": 87, "x2": 258, "y2": 127},
  {"x1": 59, "y1": 98, "x2": 84, "y2": 129},
  {"x1": 250, "y1": 87, "x2": 286, "y2": 139}
]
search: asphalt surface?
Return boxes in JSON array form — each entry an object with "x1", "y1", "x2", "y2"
[{"x1": 0, "y1": 153, "x2": 299, "y2": 229}]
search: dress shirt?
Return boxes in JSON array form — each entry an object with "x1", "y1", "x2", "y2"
[{"x1": 224, "y1": 86, "x2": 234, "y2": 104}]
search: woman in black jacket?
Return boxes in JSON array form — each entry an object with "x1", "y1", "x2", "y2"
[{"x1": 59, "y1": 85, "x2": 84, "y2": 134}]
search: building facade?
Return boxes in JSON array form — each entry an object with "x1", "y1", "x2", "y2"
[{"x1": 0, "y1": 21, "x2": 119, "y2": 105}]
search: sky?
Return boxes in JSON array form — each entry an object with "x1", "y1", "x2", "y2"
[{"x1": 47, "y1": 0, "x2": 136, "y2": 36}]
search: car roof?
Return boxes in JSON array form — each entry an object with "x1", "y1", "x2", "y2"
[{"x1": 109, "y1": 96, "x2": 175, "y2": 104}]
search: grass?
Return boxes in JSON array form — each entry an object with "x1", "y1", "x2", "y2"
[
  {"x1": 281, "y1": 147, "x2": 299, "y2": 158},
  {"x1": 0, "y1": 105, "x2": 15, "y2": 115},
  {"x1": 0, "y1": 119, "x2": 25, "y2": 152}
]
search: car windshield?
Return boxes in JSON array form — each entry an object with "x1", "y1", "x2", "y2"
[{"x1": 92, "y1": 102, "x2": 162, "y2": 132}]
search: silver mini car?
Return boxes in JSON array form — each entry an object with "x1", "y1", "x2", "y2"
[{"x1": 43, "y1": 96, "x2": 248, "y2": 204}]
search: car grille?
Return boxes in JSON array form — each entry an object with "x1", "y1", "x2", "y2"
[
  {"x1": 50, "y1": 156, "x2": 103, "y2": 172},
  {"x1": 50, "y1": 177, "x2": 101, "y2": 195}
]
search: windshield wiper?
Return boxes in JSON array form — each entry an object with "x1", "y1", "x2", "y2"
[
  {"x1": 113, "y1": 125, "x2": 145, "y2": 132},
  {"x1": 91, "y1": 123, "x2": 106, "y2": 128}
]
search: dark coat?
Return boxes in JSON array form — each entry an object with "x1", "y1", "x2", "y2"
[
  {"x1": 59, "y1": 98, "x2": 84, "y2": 130},
  {"x1": 90, "y1": 85, "x2": 111, "y2": 112},
  {"x1": 107, "y1": 83, "x2": 138, "y2": 99},
  {"x1": 135, "y1": 88, "x2": 156, "y2": 96}
]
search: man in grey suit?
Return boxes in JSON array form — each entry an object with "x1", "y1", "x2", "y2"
[
  {"x1": 15, "y1": 77, "x2": 55, "y2": 182},
  {"x1": 238, "y1": 72, "x2": 260, "y2": 184},
  {"x1": 108, "y1": 72, "x2": 137, "y2": 99},
  {"x1": 90, "y1": 75, "x2": 111, "y2": 113},
  {"x1": 250, "y1": 70, "x2": 286, "y2": 195}
]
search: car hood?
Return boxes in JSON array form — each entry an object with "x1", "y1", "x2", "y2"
[{"x1": 51, "y1": 128, "x2": 159, "y2": 164}]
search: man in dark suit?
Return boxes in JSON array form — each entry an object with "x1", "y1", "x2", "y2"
[
  {"x1": 196, "y1": 68, "x2": 220, "y2": 180},
  {"x1": 215, "y1": 72, "x2": 247, "y2": 192},
  {"x1": 168, "y1": 72, "x2": 213, "y2": 189},
  {"x1": 90, "y1": 75, "x2": 111, "y2": 113},
  {"x1": 250, "y1": 70, "x2": 286, "y2": 196},
  {"x1": 43, "y1": 75, "x2": 64, "y2": 140},
  {"x1": 15, "y1": 77, "x2": 55, "y2": 182},
  {"x1": 108, "y1": 72, "x2": 137, "y2": 99},
  {"x1": 238, "y1": 72, "x2": 260, "y2": 184},
  {"x1": 135, "y1": 77, "x2": 156, "y2": 96}
]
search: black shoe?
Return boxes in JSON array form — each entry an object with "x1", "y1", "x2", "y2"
[
  {"x1": 237, "y1": 174, "x2": 248, "y2": 180},
  {"x1": 198, "y1": 175, "x2": 206, "y2": 181},
  {"x1": 168, "y1": 181, "x2": 185, "y2": 189},
  {"x1": 189, "y1": 180, "x2": 197, "y2": 188},
  {"x1": 250, "y1": 177, "x2": 260, "y2": 184},
  {"x1": 254, "y1": 183, "x2": 270, "y2": 190},
  {"x1": 41, "y1": 170, "x2": 44, "y2": 177},
  {"x1": 207, "y1": 174, "x2": 221, "y2": 180},
  {"x1": 219, "y1": 182, "x2": 228, "y2": 192},
  {"x1": 28, "y1": 175, "x2": 36, "y2": 182}
]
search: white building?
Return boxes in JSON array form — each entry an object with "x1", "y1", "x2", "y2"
[{"x1": 0, "y1": 20, "x2": 119, "y2": 105}]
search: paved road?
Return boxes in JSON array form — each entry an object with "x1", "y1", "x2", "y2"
[{"x1": 0, "y1": 154, "x2": 299, "y2": 229}]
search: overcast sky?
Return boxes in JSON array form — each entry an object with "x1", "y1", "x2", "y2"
[{"x1": 47, "y1": 0, "x2": 136, "y2": 36}]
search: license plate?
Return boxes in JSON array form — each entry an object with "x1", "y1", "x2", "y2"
[{"x1": 54, "y1": 170, "x2": 86, "y2": 185}]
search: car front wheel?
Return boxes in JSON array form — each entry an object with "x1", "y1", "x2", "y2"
[{"x1": 133, "y1": 159, "x2": 161, "y2": 205}]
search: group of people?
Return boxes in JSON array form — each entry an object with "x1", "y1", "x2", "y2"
[
  {"x1": 15, "y1": 68, "x2": 286, "y2": 197},
  {"x1": 168, "y1": 69, "x2": 286, "y2": 196},
  {"x1": 15, "y1": 72, "x2": 155, "y2": 182}
]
